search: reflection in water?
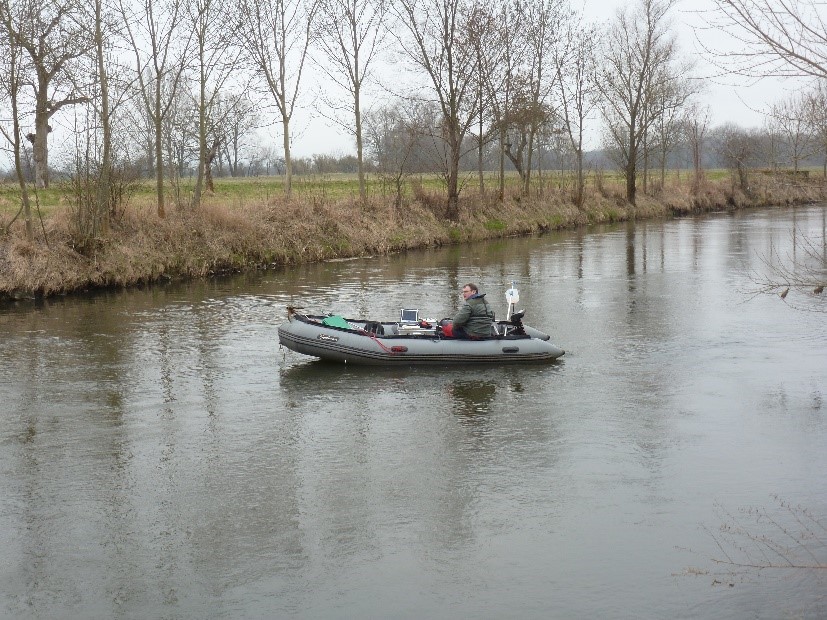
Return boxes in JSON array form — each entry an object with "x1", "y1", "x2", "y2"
[
  {"x1": 1, "y1": 205, "x2": 826, "y2": 618},
  {"x1": 450, "y1": 380, "x2": 497, "y2": 419}
]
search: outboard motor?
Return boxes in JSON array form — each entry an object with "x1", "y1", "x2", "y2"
[
  {"x1": 508, "y1": 310, "x2": 526, "y2": 335},
  {"x1": 505, "y1": 284, "x2": 527, "y2": 335}
]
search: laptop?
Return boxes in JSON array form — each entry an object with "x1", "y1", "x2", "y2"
[{"x1": 399, "y1": 308, "x2": 419, "y2": 324}]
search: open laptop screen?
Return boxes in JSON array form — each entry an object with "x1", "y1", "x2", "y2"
[{"x1": 400, "y1": 309, "x2": 419, "y2": 323}]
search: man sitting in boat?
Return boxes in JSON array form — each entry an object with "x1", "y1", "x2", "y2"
[{"x1": 452, "y1": 283, "x2": 495, "y2": 339}]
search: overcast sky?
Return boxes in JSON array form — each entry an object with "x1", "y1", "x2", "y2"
[
  {"x1": 288, "y1": 0, "x2": 803, "y2": 157},
  {"x1": 2, "y1": 0, "x2": 807, "y2": 167}
]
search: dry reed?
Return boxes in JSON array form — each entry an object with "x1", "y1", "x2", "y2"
[{"x1": 1, "y1": 175, "x2": 824, "y2": 299}]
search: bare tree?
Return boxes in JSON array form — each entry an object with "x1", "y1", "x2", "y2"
[
  {"x1": 555, "y1": 19, "x2": 598, "y2": 207},
  {"x1": 120, "y1": 0, "x2": 192, "y2": 218},
  {"x1": 596, "y1": 0, "x2": 686, "y2": 204},
  {"x1": 364, "y1": 103, "x2": 418, "y2": 213},
  {"x1": 490, "y1": 0, "x2": 568, "y2": 198},
  {"x1": 0, "y1": 0, "x2": 92, "y2": 189},
  {"x1": 313, "y1": 0, "x2": 387, "y2": 203},
  {"x1": 751, "y1": 227, "x2": 826, "y2": 307},
  {"x1": 650, "y1": 70, "x2": 695, "y2": 189},
  {"x1": 484, "y1": 0, "x2": 527, "y2": 202},
  {"x1": 81, "y1": 0, "x2": 131, "y2": 235},
  {"x1": 768, "y1": 92, "x2": 818, "y2": 173},
  {"x1": 236, "y1": 0, "x2": 318, "y2": 198},
  {"x1": 514, "y1": 0, "x2": 567, "y2": 196},
  {"x1": 685, "y1": 103, "x2": 710, "y2": 194},
  {"x1": 63, "y1": 0, "x2": 123, "y2": 244},
  {"x1": 716, "y1": 122, "x2": 760, "y2": 190},
  {"x1": 0, "y1": 24, "x2": 35, "y2": 240},
  {"x1": 392, "y1": 0, "x2": 482, "y2": 221},
  {"x1": 707, "y1": 0, "x2": 827, "y2": 79},
  {"x1": 805, "y1": 79, "x2": 827, "y2": 177},
  {"x1": 186, "y1": 0, "x2": 241, "y2": 208},
  {"x1": 465, "y1": 3, "x2": 499, "y2": 195},
  {"x1": 218, "y1": 93, "x2": 260, "y2": 177}
]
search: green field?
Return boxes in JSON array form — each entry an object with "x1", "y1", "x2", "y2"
[{"x1": 0, "y1": 167, "x2": 808, "y2": 218}]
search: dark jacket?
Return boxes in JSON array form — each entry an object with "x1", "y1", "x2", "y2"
[{"x1": 453, "y1": 293, "x2": 495, "y2": 337}]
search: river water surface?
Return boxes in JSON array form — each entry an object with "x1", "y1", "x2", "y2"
[{"x1": 2, "y1": 205, "x2": 826, "y2": 619}]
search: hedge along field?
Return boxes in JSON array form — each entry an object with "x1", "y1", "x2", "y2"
[{"x1": 1, "y1": 170, "x2": 825, "y2": 300}]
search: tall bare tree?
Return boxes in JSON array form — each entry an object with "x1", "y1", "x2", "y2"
[
  {"x1": 649, "y1": 69, "x2": 695, "y2": 189},
  {"x1": 236, "y1": 0, "x2": 318, "y2": 198},
  {"x1": 0, "y1": 24, "x2": 35, "y2": 240},
  {"x1": 464, "y1": 3, "x2": 499, "y2": 194},
  {"x1": 314, "y1": 0, "x2": 387, "y2": 203},
  {"x1": 484, "y1": 0, "x2": 526, "y2": 202},
  {"x1": 186, "y1": 0, "x2": 241, "y2": 208},
  {"x1": 596, "y1": 0, "x2": 685, "y2": 204},
  {"x1": 716, "y1": 122, "x2": 760, "y2": 190},
  {"x1": 515, "y1": 0, "x2": 566, "y2": 196},
  {"x1": 120, "y1": 0, "x2": 192, "y2": 218},
  {"x1": 0, "y1": 0, "x2": 92, "y2": 189},
  {"x1": 364, "y1": 103, "x2": 420, "y2": 213},
  {"x1": 555, "y1": 19, "x2": 598, "y2": 207},
  {"x1": 217, "y1": 93, "x2": 260, "y2": 177},
  {"x1": 768, "y1": 92, "x2": 818, "y2": 173},
  {"x1": 393, "y1": 0, "x2": 481, "y2": 221},
  {"x1": 86, "y1": 0, "x2": 122, "y2": 236},
  {"x1": 685, "y1": 103, "x2": 710, "y2": 194}
]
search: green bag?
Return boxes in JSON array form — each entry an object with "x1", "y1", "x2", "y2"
[{"x1": 321, "y1": 315, "x2": 351, "y2": 329}]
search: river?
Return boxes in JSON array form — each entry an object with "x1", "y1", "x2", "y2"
[{"x1": 1, "y1": 205, "x2": 826, "y2": 619}]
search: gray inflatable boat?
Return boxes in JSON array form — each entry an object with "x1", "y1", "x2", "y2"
[{"x1": 277, "y1": 308, "x2": 565, "y2": 365}]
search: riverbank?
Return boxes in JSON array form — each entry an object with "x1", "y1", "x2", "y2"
[{"x1": 1, "y1": 174, "x2": 824, "y2": 300}]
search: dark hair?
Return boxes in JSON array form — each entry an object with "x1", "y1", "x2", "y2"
[{"x1": 464, "y1": 282, "x2": 479, "y2": 293}]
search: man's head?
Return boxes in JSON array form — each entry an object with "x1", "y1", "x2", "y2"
[{"x1": 461, "y1": 283, "x2": 479, "y2": 299}]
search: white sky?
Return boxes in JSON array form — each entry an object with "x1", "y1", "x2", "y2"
[
  {"x1": 1, "y1": 0, "x2": 806, "y2": 166},
  {"x1": 289, "y1": 0, "x2": 803, "y2": 157}
]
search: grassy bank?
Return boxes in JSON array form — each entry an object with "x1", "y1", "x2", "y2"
[{"x1": 1, "y1": 171, "x2": 825, "y2": 300}]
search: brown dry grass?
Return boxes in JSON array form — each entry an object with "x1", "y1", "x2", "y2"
[{"x1": 1, "y1": 173, "x2": 824, "y2": 299}]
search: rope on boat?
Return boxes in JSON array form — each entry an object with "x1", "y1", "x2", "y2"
[{"x1": 361, "y1": 330, "x2": 398, "y2": 354}]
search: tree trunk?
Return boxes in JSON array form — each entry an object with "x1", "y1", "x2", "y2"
[
  {"x1": 8, "y1": 48, "x2": 33, "y2": 241},
  {"x1": 498, "y1": 127, "x2": 505, "y2": 202},
  {"x1": 282, "y1": 110, "x2": 292, "y2": 197},
  {"x1": 477, "y1": 95, "x2": 484, "y2": 194},
  {"x1": 205, "y1": 138, "x2": 219, "y2": 193},
  {"x1": 446, "y1": 132, "x2": 461, "y2": 221},
  {"x1": 626, "y1": 160, "x2": 637, "y2": 204},
  {"x1": 95, "y1": 0, "x2": 111, "y2": 235},
  {"x1": 626, "y1": 121, "x2": 637, "y2": 204},
  {"x1": 192, "y1": 54, "x2": 207, "y2": 209},
  {"x1": 32, "y1": 83, "x2": 51, "y2": 189},
  {"x1": 692, "y1": 135, "x2": 702, "y2": 194},
  {"x1": 355, "y1": 89, "x2": 366, "y2": 203},
  {"x1": 524, "y1": 128, "x2": 535, "y2": 196},
  {"x1": 154, "y1": 81, "x2": 165, "y2": 218},
  {"x1": 642, "y1": 131, "x2": 649, "y2": 194}
]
